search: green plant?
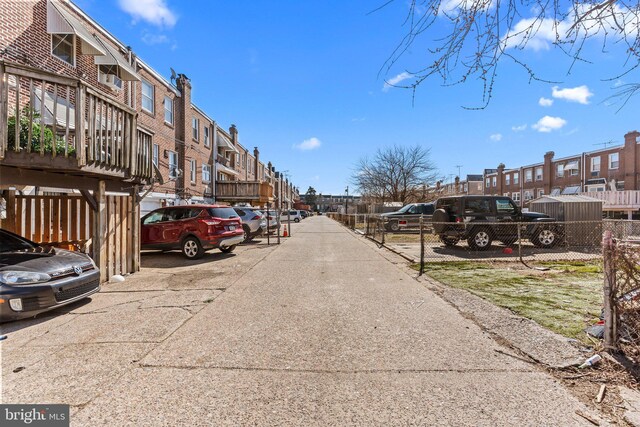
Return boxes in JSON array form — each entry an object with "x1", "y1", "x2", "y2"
[{"x1": 6, "y1": 106, "x2": 76, "y2": 156}]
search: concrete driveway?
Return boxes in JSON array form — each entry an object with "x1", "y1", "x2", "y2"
[{"x1": 1, "y1": 217, "x2": 604, "y2": 426}]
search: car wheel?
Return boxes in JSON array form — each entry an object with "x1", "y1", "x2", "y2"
[
  {"x1": 467, "y1": 227, "x2": 493, "y2": 250},
  {"x1": 220, "y1": 245, "x2": 236, "y2": 253},
  {"x1": 432, "y1": 209, "x2": 450, "y2": 234},
  {"x1": 531, "y1": 227, "x2": 558, "y2": 248},
  {"x1": 389, "y1": 221, "x2": 400, "y2": 232},
  {"x1": 440, "y1": 236, "x2": 459, "y2": 247},
  {"x1": 242, "y1": 226, "x2": 251, "y2": 243},
  {"x1": 294, "y1": 218, "x2": 300, "y2": 223},
  {"x1": 182, "y1": 236, "x2": 204, "y2": 259}
]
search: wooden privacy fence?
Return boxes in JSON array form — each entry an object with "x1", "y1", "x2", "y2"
[{"x1": 1, "y1": 194, "x2": 136, "y2": 280}]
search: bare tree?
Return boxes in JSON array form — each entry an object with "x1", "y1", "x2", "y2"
[
  {"x1": 376, "y1": 0, "x2": 640, "y2": 108},
  {"x1": 351, "y1": 145, "x2": 437, "y2": 204}
]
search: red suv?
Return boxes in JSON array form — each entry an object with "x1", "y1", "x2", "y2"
[{"x1": 141, "y1": 205, "x2": 244, "y2": 259}]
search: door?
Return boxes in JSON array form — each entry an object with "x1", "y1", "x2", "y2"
[
  {"x1": 494, "y1": 198, "x2": 519, "y2": 240},
  {"x1": 141, "y1": 209, "x2": 168, "y2": 246}
]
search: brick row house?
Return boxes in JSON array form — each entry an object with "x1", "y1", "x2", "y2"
[
  {"x1": 483, "y1": 130, "x2": 640, "y2": 218},
  {"x1": 1, "y1": 0, "x2": 298, "y2": 217}
]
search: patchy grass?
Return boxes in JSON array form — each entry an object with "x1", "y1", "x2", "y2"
[{"x1": 413, "y1": 260, "x2": 604, "y2": 341}]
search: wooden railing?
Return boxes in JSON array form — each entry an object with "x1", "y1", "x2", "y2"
[
  {"x1": 583, "y1": 191, "x2": 640, "y2": 209},
  {"x1": 0, "y1": 61, "x2": 151, "y2": 181},
  {"x1": 216, "y1": 154, "x2": 230, "y2": 167},
  {"x1": 216, "y1": 181, "x2": 274, "y2": 201}
]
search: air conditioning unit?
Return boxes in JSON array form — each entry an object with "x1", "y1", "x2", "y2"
[{"x1": 99, "y1": 73, "x2": 122, "y2": 90}]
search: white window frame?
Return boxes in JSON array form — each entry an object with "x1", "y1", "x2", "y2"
[
  {"x1": 51, "y1": 33, "x2": 75, "y2": 66},
  {"x1": 168, "y1": 151, "x2": 178, "y2": 178},
  {"x1": 204, "y1": 126, "x2": 210, "y2": 147},
  {"x1": 190, "y1": 159, "x2": 196, "y2": 183},
  {"x1": 505, "y1": 174, "x2": 510, "y2": 186},
  {"x1": 525, "y1": 169, "x2": 532, "y2": 183},
  {"x1": 591, "y1": 156, "x2": 601, "y2": 172},
  {"x1": 524, "y1": 190, "x2": 532, "y2": 201},
  {"x1": 535, "y1": 167, "x2": 543, "y2": 181},
  {"x1": 513, "y1": 172, "x2": 519, "y2": 185},
  {"x1": 192, "y1": 118, "x2": 199, "y2": 141},
  {"x1": 537, "y1": 189, "x2": 544, "y2": 198},
  {"x1": 609, "y1": 153, "x2": 619, "y2": 169},
  {"x1": 152, "y1": 144, "x2": 159, "y2": 167},
  {"x1": 556, "y1": 163, "x2": 564, "y2": 177},
  {"x1": 486, "y1": 178, "x2": 491, "y2": 188},
  {"x1": 141, "y1": 79, "x2": 154, "y2": 113},
  {"x1": 164, "y1": 96, "x2": 173, "y2": 124},
  {"x1": 492, "y1": 176, "x2": 497, "y2": 187},
  {"x1": 202, "y1": 164, "x2": 211, "y2": 183},
  {"x1": 512, "y1": 192, "x2": 520, "y2": 202},
  {"x1": 503, "y1": 193, "x2": 509, "y2": 197}
]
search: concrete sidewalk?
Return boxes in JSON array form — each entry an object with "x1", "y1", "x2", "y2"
[{"x1": 4, "y1": 216, "x2": 603, "y2": 425}]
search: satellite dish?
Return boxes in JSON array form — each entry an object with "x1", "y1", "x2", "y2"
[{"x1": 170, "y1": 67, "x2": 177, "y2": 83}]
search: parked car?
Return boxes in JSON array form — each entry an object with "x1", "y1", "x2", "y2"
[
  {"x1": 380, "y1": 203, "x2": 435, "y2": 231},
  {"x1": 233, "y1": 207, "x2": 267, "y2": 242},
  {"x1": 0, "y1": 229, "x2": 100, "y2": 322},
  {"x1": 432, "y1": 195, "x2": 562, "y2": 250},
  {"x1": 264, "y1": 210, "x2": 280, "y2": 232},
  {"x1": 300, "y1": 210, "x2": 309, "y2": 219},
  {"x1": 281, "y1": 210, "x2": 303, "y2": 223},
  {"x1": 141, "y1": 205, "x2": 244, "y2": 259}
]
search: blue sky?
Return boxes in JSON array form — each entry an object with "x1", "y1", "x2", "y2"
[{"x1": 74, "y1": 0, "x2": 639, "y2": 195}]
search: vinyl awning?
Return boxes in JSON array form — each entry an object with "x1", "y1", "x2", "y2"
[
  {"x1": 217, "y1": 133, "x2": 239, "y2": 154},
  {"x1": 47, "y1": 0, "x2": 106, "y2": 56},
  {"x1": 94, "y1": 36, "x2": 139, "y2": 81},
  {"x1": 564, "y1": 161, "x2": 579, "y2": 171},
  {"x1": 216, "y1": 163, "x2": 239, "y2": 176}
]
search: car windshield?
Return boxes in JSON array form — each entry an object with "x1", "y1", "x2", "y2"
[
  {"x1": 0, "y1": 230, "x2": 37, "y2": 253},
  {"x1": 207, "y1": 207, "x2": 240, "y2": 219}
]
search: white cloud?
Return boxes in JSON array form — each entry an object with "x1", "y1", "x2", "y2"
[
  {"x1": 118, "y1": 0, "x2": 177, "y2": 27},
  {"x1": 293, "y1": 137, "x2": 322, "y2": 151},
  {"x1": 490, "y1": 133, "x2": 503, "y2": 141},
  {"x1": 532, "y1": 116, "x2": 567, "y2": 132},
  {"x1": 351, "y1": 117, "x2": 366, "y2": 122},
  {"x1": 551, "y1": 85, "x2": 593, "y2": 104},
  {"x1": 538, "y1": 97, "x2": 554, "y2": 107},
  {"x1": 141, "y1": 33, "x2": 169, "y2": 45},
  {"x1": 613, "y1": 79, "x2": 625, "y2": 88},
  {"x1": 383, "y1": 72, "x2": 412, "y2": 92},
  {"x1": 511, "y1": 124, "x2": 527, "y2": 132}
]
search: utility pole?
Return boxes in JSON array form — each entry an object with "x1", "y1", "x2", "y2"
[
  {"x1": 456, "y1": 165, "x2": 463, "y2": 179},
  {"x1": 345, "y1": 186, "x2": 349, "y2": 214}
]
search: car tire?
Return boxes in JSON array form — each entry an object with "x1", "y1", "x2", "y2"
[
  {"x1": 531, "y1": 227, "x2": 558, "y2": 248},
  {"x1": 242, "y1": 226, "x2": 251, "y2": 243},
  {"x1": 432, "y1": 209, "x2": 450, "y2": 234},
  {"x1": 440, "y1": 236, "x2": 459, "y2": 247},
  {"x1": 294, "y1": 218, "x2": 300, "y2": 223},
  {"x1": 220, "y1": 245, "x2": 236, "y2": 253},
  {"x1": 389, "y1": 221, "x2": 400, "y2": 232},
  {"x1": 182, "y1": 236, "x2": 204, "y2": 259},
  {"x1": 467, "y1": 227, "x2": 493, "y2": 250}
]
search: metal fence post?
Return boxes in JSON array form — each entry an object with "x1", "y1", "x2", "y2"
[
  {"x1": 603, "y1": 230, "x2": 618, "y2": 351},
  {"x1": 419, "y1": 214, "x2": 425, "y2": 276}
]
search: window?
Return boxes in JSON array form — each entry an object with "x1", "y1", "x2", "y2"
[
  {"x1": 141, "y1": 79, "x2": 154, "y2": 113},
  {"x1": 525, "y1": 169, "x2": 532, "y2": 183},
  {"x1": 492, "y1": 176, "x2": 497, "y2": 187},
  {"x1": 51, "y1": 34, "x2": 74, "y2": 65},
  {"x1": 524, "y1": 190, "x2": 532, "y2": 201},
  {"x1": 609, "y1": 152, "x2": 619, "y2": 169},
  {"x1": 535, "y1": 167, "x2": 543, "y2": 181},
  {"x1": 192, "y1": 118, "x2": 199, "y2": 141},
  {"x1": 505, "y1": 174, "x2": 511, "y2": 186},
  {"x1": 512, "y1": 192, "x2": 520, "y2": 202},
  {"x1": 164, "y1": 97, "x2": 173, "y2": 124},
  {"x1": 496, "y1": 199, "x2": 517, "y2": 214},
  {"x1": 513, "y1": 173, "x2": 519, "y2": 185},
  {"x1": 486, "y1": 178, "x2": 491, "y2": 188},
  {"x1": 591, "y1": 156, "x2": 601, "y2": 173},
  {"x1": 537, "y1": 189, "x2": 545, "y2": 198},
  {"x1": 190, "y1": 159, "x2": 197, "y2": 183},
  {"x1": 204, "y1": 127, "x2": 210, "y2": 147},
  {"x1": 143, "y1": 209, "x2": 166, "y2": 224},
  {"x1": 98, "y1": 65, "x2": 122, "y2": 89},
  {"x1": 202, "y1": 165, "x2": 211, "y2": 183},
  {"x1": 464, "y1": 199, "x2": 491, "y2": 214},
  {"x1": 556, "y1": 163, "x2": 564, "y2": 177},
  {"x1": 152, "y1": 144, "x2": 159, "y2": 167},
  {"x1": 503, "y1": 193, "x2": 509, "y2": 197},
  {"x1": 168, "y1": 151, "x2": 178, "y2": 178}
]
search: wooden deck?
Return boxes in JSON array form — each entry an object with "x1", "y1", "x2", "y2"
[{"x1": 582, "y1": 191, "x2": 640, "y2": 211}]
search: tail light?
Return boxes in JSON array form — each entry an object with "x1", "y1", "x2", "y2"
[
  {"x1": 200, "y1": 219, "x2": 222, "y2": 234},
  {"x1": 455, "y1": 217, "x2": 463, "y2": 223},
  {"x1": 251, "y1": 215, "x2": 261, "y2": 220}
]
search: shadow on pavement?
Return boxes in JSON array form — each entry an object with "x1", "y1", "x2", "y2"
[{"x1": 141, "y1": 250, "x2": 236, "y2": 268}]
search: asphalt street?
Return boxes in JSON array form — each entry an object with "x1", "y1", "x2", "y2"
[{"x1": 2, "y1": 216, "x2": 603, "y2": 426}]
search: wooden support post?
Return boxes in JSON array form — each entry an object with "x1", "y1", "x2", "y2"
[
  {"x1": 92, "y1": 181, "x2": 108, "y2": 282},
  {"x1": 603, "y1": 230, "x2": 618, "y2": 351},
  {"x1": 130, "y1": 186, "x2": 141, "y2": 272},
  {"x1": 2, "y1": 190, "x2": 16, "y2": 233}
]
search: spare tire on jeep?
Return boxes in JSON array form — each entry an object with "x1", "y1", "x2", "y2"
[{"x1": 432, "y1": 209, "x2": 450, "y2": 234}]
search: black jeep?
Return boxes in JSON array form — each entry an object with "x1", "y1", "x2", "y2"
[{"x1": 432, "y1": 196, "x2": 563, "y2": 250}]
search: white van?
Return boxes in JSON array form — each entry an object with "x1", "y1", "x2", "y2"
[{"x1": 280, "y1": 210, "x2": 303, "y2": 223}]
